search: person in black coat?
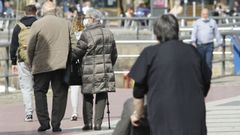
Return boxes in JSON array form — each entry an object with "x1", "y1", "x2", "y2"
[{"x1": 129, "y1": 14, "x2": 212, "y2": 135}]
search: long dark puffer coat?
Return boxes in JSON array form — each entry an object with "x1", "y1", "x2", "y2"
[{"x1": 72, "y1": 23, "x2": 118, "y2": 94}]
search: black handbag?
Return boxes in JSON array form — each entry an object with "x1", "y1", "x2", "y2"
[
  {"x1": 64, "y1": 58, "x2": 82, "y2": 85},
  {"x1": 64, "y1": 26, "x2": 82, "y2": 85}
]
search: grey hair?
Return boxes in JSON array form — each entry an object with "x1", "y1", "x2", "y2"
[
  {"x1": 153, "y1": 14, "x2": 179, "y2": 42},
  {"x1": 85, "y1": 8, "x2": 103, "y2": 21},
  {"x1": 42, "y1": 1, "x2": 56, "y2": 14}
]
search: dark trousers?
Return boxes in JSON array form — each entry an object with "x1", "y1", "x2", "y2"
[
  {"x1": 83, "y1": 92, "x2": 107, "y2": 126},
  {"x1": 197, "y1": 42, "x2": 214, "y2": 70},
  {"x1": 33, "y1": 69, "x2": 68, "y2": 128}
]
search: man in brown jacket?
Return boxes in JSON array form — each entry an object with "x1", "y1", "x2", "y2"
[{"x1": 27, "y1": 1, "x2": 76, "y2": 132}]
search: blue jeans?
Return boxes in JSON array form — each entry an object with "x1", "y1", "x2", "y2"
[
  {"x1": 197, "y1": 42, "x2": 214, "y2": 70},
  {"x1": 17, "y1": 62, "x2": 34, "y2": 115}
]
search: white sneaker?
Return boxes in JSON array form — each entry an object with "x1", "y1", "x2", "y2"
[
  {"x1": 70, "y1": 114, "x2": 78, "y2": 121},
  {"x1": 24, "y1": 115, "x2": 33, "y2": 122}
]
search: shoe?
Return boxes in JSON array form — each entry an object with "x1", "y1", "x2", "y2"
[
  {"x1": 37, "y1": 125, "x2": 50, "y2": 132},
  {"x1": 82, "y1": 124, "x2": 92, "y2": 131},
  {"x1": 24, "y1": 115, "x2": 33, "y2": 122},
  {"x1": 94, "y1": 124, "x2": 101, "y2": 130},
  {"x1": 52, "y1": 127, "x2": 62, "y2": 132},
  {"x1": 70, "y1": 114, "x2": 78, "y2": 121}
]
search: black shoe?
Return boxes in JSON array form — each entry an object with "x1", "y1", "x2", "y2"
[
  {"x1": 37, "y1": 125, "x2": 50, "y2": 132},
  {"x1": 52, "y1": 127, "x2": 62, "y2": 132},
  {"x1": 82, "y1": 124, "x2": 92, "y2": 131},
  {"x1": 94, "y1": 124, "x2": 101, "y2": 130}
]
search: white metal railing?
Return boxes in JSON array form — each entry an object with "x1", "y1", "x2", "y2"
[{"x1": 114, "y1": 37, "x2": 233, "y2": 77}]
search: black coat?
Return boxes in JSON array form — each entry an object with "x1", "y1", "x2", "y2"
[{"x1": 129, "y1": 40, "x2": 211, "y2": 135}]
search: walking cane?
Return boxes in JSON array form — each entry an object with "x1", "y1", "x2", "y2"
[{"x1": 106, "y1": 94, "x2": 111, "y2": 129}]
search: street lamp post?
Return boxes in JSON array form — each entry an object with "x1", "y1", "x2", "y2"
[
  {"x1": 201, "y1": 0, "x2": 205, "y2": 9},
  {"x1": 193, "y1": 1, "x2": 196, "y2": 17},
  {"x1": 16, "y1": 0, "x2": 19, "y2": 21},
  {"x1": 184, "y1": 0, "x2": 188, "y2": 17}
]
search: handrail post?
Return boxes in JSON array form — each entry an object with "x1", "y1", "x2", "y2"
[
  {"x1": 222, "y1": 35, "x2": 226, "y2": 76},
  {"x1": 8, "y1": 18, "x2": 11, "y2": 42},
  {"x1": 136, "y1": 21, "x2": 140, "y2": 40},
  {"x1": 4, "y1": 45, "x2": 9, "y2": 94}
]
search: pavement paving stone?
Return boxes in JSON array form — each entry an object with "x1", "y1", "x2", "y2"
[
  {"x1": 206, "y1": 96, "x2": 240, "y2": 135},
  {"x1": 1, "y1": 76, "x2": 240, "y2": 134}
]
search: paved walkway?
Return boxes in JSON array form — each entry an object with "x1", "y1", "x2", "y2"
[
  {"x1": 207, "y1": 96, "x2": 240, "y2": 135},
  {"x1": 0, "y1": 76, "x2": 240, "y2": 135}
]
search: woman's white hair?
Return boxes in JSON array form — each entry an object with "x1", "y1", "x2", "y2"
[{"x1": 85, "y1": 8, "x2": 104, "y2": 21}]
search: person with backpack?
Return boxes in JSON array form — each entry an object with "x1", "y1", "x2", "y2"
[{"x1": 10, "y1": 4, "x2": 37, "y2": 122}]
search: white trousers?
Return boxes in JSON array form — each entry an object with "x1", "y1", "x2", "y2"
[
  {"x1": 17, "y1": 62, "x2": 34, "y2": 115},
  {"x1": 70, "y1": 85, "x2": 81, "y2": 115}
]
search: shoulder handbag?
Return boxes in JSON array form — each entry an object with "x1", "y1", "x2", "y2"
[
  {"x1": 64, "y1": 58, "x2": 82, "y2": 85},
  {"x1": 64, "y1": 27, "x2": 82, "y2": 85}
]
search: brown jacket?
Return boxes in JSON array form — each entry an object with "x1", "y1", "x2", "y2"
[{"x1": 28, "y1": 11, "x2": 76, "y2": 74}]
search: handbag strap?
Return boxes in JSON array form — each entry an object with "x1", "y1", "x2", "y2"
[
  {"x1": 100, "y1": 28, "x2": 109, "y2": 87},
  {"x1": 87, "y1": 28, "x2": 109, "y2": 87},
  {"x1": 85, "y1": 30, "x2": 97, "y2": 57},
  {"x1": 100, "y1": 28, "x2": 108, "y2": 78},
  {"x1": 86, "y1": 30, "x2": 97, "y2": 89}
]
